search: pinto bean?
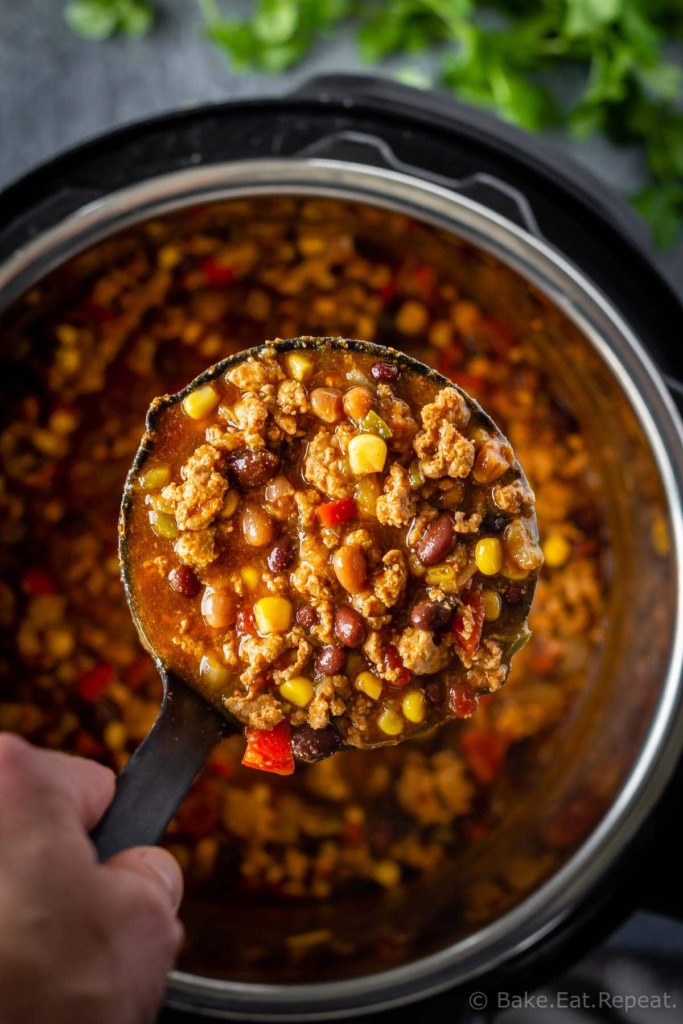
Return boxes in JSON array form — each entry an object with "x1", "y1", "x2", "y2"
[
  {"x1": 228, "y1": 448, "x2": 280, "y2": 488},
  {"x1": 415, "y1": 514, "x2": 454, "y2": 566},
  {"x1": 334, "y1": 606, "x2": 366, "y2": 648},
  {"x1": 332, "y1": 545, "x2": 367, "y2": 594},
  {"x1": 241, "y1": 504, "x2": 275, "y2": 547}
]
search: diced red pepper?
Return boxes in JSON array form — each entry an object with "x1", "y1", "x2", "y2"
[
  {"x1": 316, "y1": 497, "x2": 357, "y2": 527},
  {"x1": 411, "y1": 264, "x2": 436, "y2": 298},
  {"x1": 78, "y1": 664, "x2": 115, "y2": 702},
  {"x1": 236, "y1": 608, "x2": 256, "y2": 636},
  {"x1": 461, "y1": 730, "x2": 508, "y2": 784},
  {"x1": 74, "y1": 731, "x2": 105, "y2": 758},
  {"x1": 124, "y1": 655, "x2": 156, "y2": 692},
  {"x1": 453, "y1": 373, "x2": 486, "y2": 393},
  {"x1": 383, "y1": 645, "x2": 412, "y2": 687},
  {"x1": 479, "y1": 314, "x2": 515, "y2": 355},
  {"x1": 200, "y1": 256, "x2": 235, "y2": 286},
  {"x1": 379, "y1": 278, "x2": 397, "y2": 303},
  {"x1": 174, "y1": 779, "x2": 223, "y2": 836},
  {"x1": 449, "y1": 687, "x2": 480, "y2": 718},
  {"x1": 21, "y1": 568, "x2": 58, "y2": 596},
  {"x1": 452, "y1": 588, "x2": 485, "y2": 658},
  {"x1": 242, "y1": 720, "x2": 295, "y2": 776}
]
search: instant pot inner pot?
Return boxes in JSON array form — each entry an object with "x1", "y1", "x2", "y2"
[{"x1": 0, "y1": 191, "x2": 675, "y2": 986}]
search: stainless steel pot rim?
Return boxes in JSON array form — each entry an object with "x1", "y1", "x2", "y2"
[{"x1": 2, "y1": 158, "x2": 682, "y2": 1018}]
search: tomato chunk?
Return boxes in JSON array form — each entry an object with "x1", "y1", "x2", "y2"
[
  {"x1": 78, "y1": 663, "x2": 115, "y2": 702},
  {"x1": 316, "y1": 497, "x2": 357, "y2": 527},
  {"x1": 452, "y1": 587, "x2": 485, "y2": 658},
  {"x1": 200, "y1": 256, "x2": 235, "y2": 286},
  {"x1": 461, "y1": 730, "x2": 508, "y2": 783},
  {"x1": 242, "y1": 720, "x2": 295, "y2": 775}
]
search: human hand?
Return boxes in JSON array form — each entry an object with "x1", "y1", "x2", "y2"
[{"x1": 0, "y1": 734, "x2": 184, "y2": 1024}]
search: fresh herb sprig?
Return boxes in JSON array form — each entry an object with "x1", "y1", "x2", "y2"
[
  {"x1": 64, "y1": 0, "x2": 683, "y2": 246},
  {"x1": 65, "y1": 0, "x2": 155, "y2": 40}
]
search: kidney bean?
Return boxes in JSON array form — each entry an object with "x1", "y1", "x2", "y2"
[
  {"x1": 296, "y1": 605, "x2": 318, "y2": 629},
  {"x1": 371, "y1": 361, "x2": 400, "y2": 382},
  {"x1": 411, "y1": 599, "x2": 451, "y2": 631},
  {"x1": 268, "y1": 537, "x2": 293, "y2": 573},
  {"x1": 332, "y1": 545, "x2": 368, "y2": 594},
  {"x1": 236, "y1": 608, "x2": 256, "y2": 635},
  {"x1": 415, "y1": 514, "x2": 454, "y2": 566},
  {"x1": 168, "y1": 565, "x2": 201, "y2": 598},
  {"x1": 228, "y1": 447, "x2": 280, "y2": 488},
  {"x1": 315, "y1": 645, "x2": 345, "y2": 675},
  {"x1": 334, "y1": 606, "x2": 366, "y2": 648},
  {"x1": 291, "y1": 724, "x2": 341, "y2": 763}
]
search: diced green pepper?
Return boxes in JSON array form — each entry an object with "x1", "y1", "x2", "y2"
[{"x1": 360, "y1": 409, "x2": 393, "y2": 440}]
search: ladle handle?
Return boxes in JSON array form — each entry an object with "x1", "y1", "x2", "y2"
[{"x1": 91, "y1": 676, "x2": 228, "y2": 861}]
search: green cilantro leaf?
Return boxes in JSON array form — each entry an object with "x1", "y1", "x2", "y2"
[{"x1": 65, "y1": 0, "x2": 154, "y2": 40}]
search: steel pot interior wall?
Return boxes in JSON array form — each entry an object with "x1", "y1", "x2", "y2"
[{"x1": 0, "y1": 162, "x2": 682, "y2": 1019}]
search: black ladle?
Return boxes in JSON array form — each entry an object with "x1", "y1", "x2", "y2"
[{"x1": 91, "y1": 337, "x2": 537, "y2": 860}]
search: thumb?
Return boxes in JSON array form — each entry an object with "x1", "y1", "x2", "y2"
[{"x1": 104, "y1": 846, "x2": 184, "y2": 911}]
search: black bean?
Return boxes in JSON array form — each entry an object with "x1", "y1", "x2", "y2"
[
  {"x1": 481, "y1": 511, "x2": 508, "y2": 533},
  {"x1": 267, "y1": 537, "x2": 293, "y2": 573},
  {"x1": 291, "y1": 724, "x2": 341, "y2": 763},
  {"x1": 168, "y1": 565, "x2": 201, "y2": 598},
  {"x1": 371, "y1": 361, "x2": 400, "y2": 382},
  {"x1": 315, "y1": 645, "x2": 345, "y2": 675},
  {"x1": 296, "y1": 605, "x2": 318, "y2": 629},
  {"x1": 415, "y1": 514, "x2": 454, "y2": 566},
  {"x1": 505, "y1": 584, "x2": 528, "y2": 607},
  {"x1": 334, "y1": 606, "x2": 367, "y2": 648},
  {"x1": 411, "y1": 599, "x2": 451, "y2": 631},
  {"x1": 227, "y1": 447, "x2": 280, "y2": 489}
]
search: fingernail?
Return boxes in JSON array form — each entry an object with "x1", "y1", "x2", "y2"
[{"x1": 141, "y1": 847, "x2": 184, "y2": 909}]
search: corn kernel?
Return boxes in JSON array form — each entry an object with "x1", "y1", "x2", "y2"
[
  {"x1": 220, "y1": 490, "x2": 240, "y2": 519},
  {"x1": 182, "y1": 384, "x2": 220, "y2": 420},
  {"x1": 395, "y1": 300, "x2": 428, "y2": 334},
  {"x1": 502, "y1": 554, "x2": 529, "y2": 580},
  {"x1": 374, "y1": 860, "x2": 402, "y2": 888},
  {"x1": 402, "y1": 691, "x2": 426, "y2": 723},
  {"x1": 254, "y1": 597, "x2": 292, "y2": 634},
  {"x1": 348, "y1": 434, "x2": 387, "y2": 475},
  {"x1": 482, "y1": 589, "x2": 502, "y2": 621},
  {"x1": 103, "y1": 720, "x2": 127, "y2": 751},
  {"x1": 150, "y1": 511, "x2": 179, "y2": 540},
  {"x1": 424, "y1": 564, "x2": 458, "y2": 591},
  {"x1": 652, "y1": 515, "x2": 670, "y2": 557},
  {"x1": 199, "y1": 654, "x2": 231, "y2": 689},
  {"x1": 378, "y1": 708, "x2": 404, "y2": 736},
  {"x1": 279, "y1": 676, "x2": 314, "y2": 707},
  {"x1": 283, "y1": 351, "x2": 313, "y2": 382},
  {"x1": 241, "y1": 567, "x2": 260, "y2": 591},
  {"x1": 355, "y1": 671, "x2": 383, "y2": 700},
  {"x1": 408, "y1": 553, "x2": 426, "y2": 577},
  {"x1": 474, "y1": 537, "x2": 504, "y2": 576},
  {"x1": 543, "y1": 533, "x2": 571, "y2": 569},
  {"x1": 428, "y1": 320, "x2": 452, "y2": 350},
  {"x1": 158, "y1": 244, "x2": 182, "y2": 269},
  {"x1": 140, "y1": 465, "x2": 171, "y2": 490}
]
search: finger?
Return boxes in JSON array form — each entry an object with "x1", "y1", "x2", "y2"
[
  {"x1": 0, "y1": 734, "x2": 115, "y2": 831},
  {"x1": 104, "y1": 846, "x2": 184, "y2": 911}
]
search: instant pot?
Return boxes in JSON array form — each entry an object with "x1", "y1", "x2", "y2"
[{"x1": 1, "y1": 76, "x2": 682, "y2": 1020}]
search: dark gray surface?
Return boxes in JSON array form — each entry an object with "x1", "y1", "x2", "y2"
[{"x1": 0, "y1": 0, "x2": 680, "y2": 297}]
